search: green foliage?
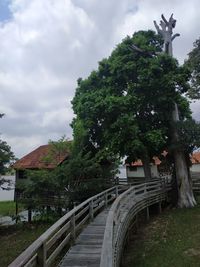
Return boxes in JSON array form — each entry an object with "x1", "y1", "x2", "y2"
[
  {"x1": 17, "y1": 137, "x2": 114, "y2": 213},
  {"x1": 185, "y1": 38, "x2": 200, "y2": 99},
  {"x1": 17, "y1": 139, "x2": 71, "y2": 214},
  {"x1": 42, "y1": 136, "x2": 71, "y2": 165},
  {"x1": 0, "y1": 140, "x2": 15, "y2": 175},
  {"x1": 0, "y1": 114, "x2": 15, "y2": 177},
  {"x1": 17, "y1": 168, "x2": 68, "y2": 210},
  {"x1": 176, "y1": 119, "x2": 200, "y2": 153},
  {"x1": 62, "y1": 150, "x2": 115, "y2": 203},
  {"x1": 72, "y1": 30, "x2": 191, "y2": 171}
]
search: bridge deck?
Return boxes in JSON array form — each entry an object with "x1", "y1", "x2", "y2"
[{"x1": 59, "y1": 208, "x2": 110, "y2": 267}]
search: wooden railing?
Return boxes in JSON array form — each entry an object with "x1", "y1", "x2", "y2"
[
  {"x1": 8, "y1": 186, "x2": 123, "y2": 267},
  {"x1": 191, "y1": 172, "x2": 200, "y2": 192},
  {"x1": 100, "y1": 179, "x2": 171, "y2": 267}
]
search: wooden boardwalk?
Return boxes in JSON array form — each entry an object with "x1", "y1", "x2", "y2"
[
  {"x1": 59, "y1": 208, "x2": 110, "y2": 267},
  {"x1": 8, "y1": 182, "x2": 171, "y2": 267}
]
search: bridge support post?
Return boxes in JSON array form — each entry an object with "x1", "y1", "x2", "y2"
[
  {"x1": 146, "y1": 206, "x2": 150, "y2": 221},
  {"x1": 37, "y1": 244, "x2": 47, "y2": 267},
  {"x1": 115, "y1": 186, "x2": 119, "y2": 198},
  {"x1": 105, "y1": 192, "x2": 108, "y2": 208},
  {"x1": 135, "y1": 214, "x2": 139, "y2": 230},
  {"x1": 158, "y1": 201, "x2": 162, "y2": 214},
  {"x1": 70, "y1": 214, "x2": 76, "y2": 244},
  {"x1": 89, "y1": 200, "x2": 94, "y2": 221}
]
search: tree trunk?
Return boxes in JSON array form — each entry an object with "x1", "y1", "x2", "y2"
[
  {"x1": 154, "y1": 14, "x2": 196, "y2": 208},
  {"x1": 28, "y1": 208, "x2": 32, "y2": 223},
  {"x1": 141, "y1": 154, "x2": 152, "y2": 180},
  {"x1": 172, "y1": 104, "x2": 196, "y2": 207},
  {"x1": 174, "y1": 150, "x2": 196, "y2": 207}
]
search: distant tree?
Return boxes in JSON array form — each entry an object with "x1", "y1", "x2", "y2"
[
  {"x1": 0, "y1": 114, "x2": 15, "y2": 186},
  {"x1": 17, "y1": 136, "x2": 114, "y2": 220},
  {"x1": 16, "y1": 137, "x2": 71, "y2": 219},
  {"x1": 185, "y1": 37, "x2": 200, "y2": 99},
  {"x1": 176, "y1": 119, "x2": 200, "y2": 154}
]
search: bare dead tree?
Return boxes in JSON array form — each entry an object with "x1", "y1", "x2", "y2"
[
  {"x1": 154, "y1": 14, "x2": 196, "y2": 208},
  {"x1": 154, "y1": 14, "x2": 180, "y2": 56}
]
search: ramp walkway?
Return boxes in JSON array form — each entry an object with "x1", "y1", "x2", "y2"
[
  {"x1": 59, "y1": 208, "x2": 110, "y2": 267},
  {"x1": 8, "y1": 178, "x2": 171, "y2": 267}
]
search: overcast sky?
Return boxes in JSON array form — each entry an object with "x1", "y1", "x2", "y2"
[{"x1": 0, "y1": 0, "x2": 200, "y2": 159}]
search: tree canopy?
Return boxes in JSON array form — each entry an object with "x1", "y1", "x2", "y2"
[{"x1": 72, "y1": 30, "x2": 192, "y2": 178}]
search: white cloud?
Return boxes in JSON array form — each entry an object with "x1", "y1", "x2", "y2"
[{"x1": 0, "y1": 0, "x2": 200, "y2": 158}]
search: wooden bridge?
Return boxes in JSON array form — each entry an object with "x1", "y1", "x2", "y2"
[{"x1": 9, "y1": 179, "x2": 172, "y2": 267}]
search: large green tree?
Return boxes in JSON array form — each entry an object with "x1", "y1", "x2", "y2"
[{"x1": 72, "y1": 30, "x2": 191, "y2": 183}]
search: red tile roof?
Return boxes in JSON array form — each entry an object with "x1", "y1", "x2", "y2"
[
  {"x1": 191, "y1": 152, "x2": 200, "y2": 164},
  {"x1": 129, "y1": 152, "x2": 200, "y2": 167},
  {"x1": 130, "y1": 157, "x2": 161, "y2": 167},
  {"x1": 13, "y1": 145, "x2": 69, "y2": 170}
]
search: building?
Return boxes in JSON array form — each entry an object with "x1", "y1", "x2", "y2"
[
  {"x1": 13, "y1": 144, "x2": 69, "y2": 221},
  {"x1": 13, "y1": 144, "x2": 69, "y2": 180},
  {"x1": 190, "y1": 152, "x2": 200, "y2": 173},
  {"x1": 120, "y1": 152, "x2": 200, "y2": 180}
]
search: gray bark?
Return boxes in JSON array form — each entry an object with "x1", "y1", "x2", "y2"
[
  {"x1": 141, "y1": 154, "x2": 152, "y2": 180},
  {"x1": 154, "y1": 14, "x2": 196, "y2": 207}
]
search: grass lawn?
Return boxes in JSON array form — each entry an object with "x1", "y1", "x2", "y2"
[
  {"x1": 0, "y1": 201, "x2": 17, "y2": 216},
  {"x1": 0, "y1": 222, "x2": 52, "y2": 267},
  {"x1": 0, "y1": 201, "x2": 24, "y2": 217},
  {"x1": 122, "y1": 198, "x2": 200, "y2": 267}
]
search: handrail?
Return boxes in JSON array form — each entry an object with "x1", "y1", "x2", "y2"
[
  {"x1": 8, "y1": 186, "x2": 123, "y2": 267},
  {"x1": 191, "y1": 172, "x2": 200, "y2": 192},
  {"x1": 100, "y1": 179, "x2": 171, "y2": 267}
]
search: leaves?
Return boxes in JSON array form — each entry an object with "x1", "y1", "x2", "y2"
[
  {"x1": 0, "y1": 115, "x2": 15, "y2": 176},
  {"x1": 185, "y1": 37, "x2": 200, "y2": 99},
  {"x1": 72, "y1": 30, "x2": 191, "y2": 168}
]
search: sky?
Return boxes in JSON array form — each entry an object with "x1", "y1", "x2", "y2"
[{"x1": 0, "y1": 0, "x2": 200, "y2": 159}]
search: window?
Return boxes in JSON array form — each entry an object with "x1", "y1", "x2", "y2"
[{"x1": 129, "y1": 166, "x2": 137, "y2": 172}]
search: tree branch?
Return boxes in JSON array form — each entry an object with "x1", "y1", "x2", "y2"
[
  {"x1": 161, "y1": 14, "x2": 169, "y2": 26},
  {"x1": 171, "y1": 33, "x2": 180, "y2": 41},
  {"x1": 128, "y1": 44, "x2": 160, "y2": 57},
  {"x1": 154, "y1": 20, "x2": 162, "y2": 35}
]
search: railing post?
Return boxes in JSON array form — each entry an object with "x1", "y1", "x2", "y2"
[
  {"x1": 70, "y1": 214, "x2": 76, "y2": 244},
  {"x1": 89, "y1": 200, "x2": 94, "y2": 221},
  {"x1": 146, "y1": 206, "x2": 150, "y2": 221},
  {"x1": 158, "y1": 201, "x2": 162, "y2": 214},
  {"x1": 115, "y1": 186, "x2": 119, "y2": 198},
  {"x1": 135, "y1": 214, "x2": 139, "y2": 230},
  {"x1": 105, "y1": 192, "x2": 108, "y2": 208},
  {"x1": 37, "y1": 244, "x2": 47, "y2": 267},
  {"x1": 144, "y1": 183, "x2": 147, "y2": 195},
  {"x1": 116, "y1": 176, "x2": 119, "y2": 185}
]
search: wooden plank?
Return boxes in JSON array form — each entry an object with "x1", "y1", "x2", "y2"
[
  {"x1": 75, "y1": 205, "x2": 89, "y2": 221},
  {"x1": 46, "y1": 233, "x2": 71, "y2": 266},
  {"x1": 46, "y1": 221, "x2": 70, "y2": 251},
  {"x1": 24, "y1": 254, "x2": 37, "y2": 267},
  {"x1": 59, "y1": 209, "x2": 109, "y2": 267}
]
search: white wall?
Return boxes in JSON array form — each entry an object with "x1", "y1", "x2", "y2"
[
  {"x1": 127, "y1": 166, "x2": 144, "y2": 178},
  {"x1": 151, "y1": 165, "x2": 159, "y2": 178},
  {"x1": 190, "y1": 164, "x2": 200, "y2": 173},
  {"x1": 118, "y1": 165, "x2": 127, "y2": 178},
  {"x1": 127, "y1": 165, "x2": 159, "y2": 178}
]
